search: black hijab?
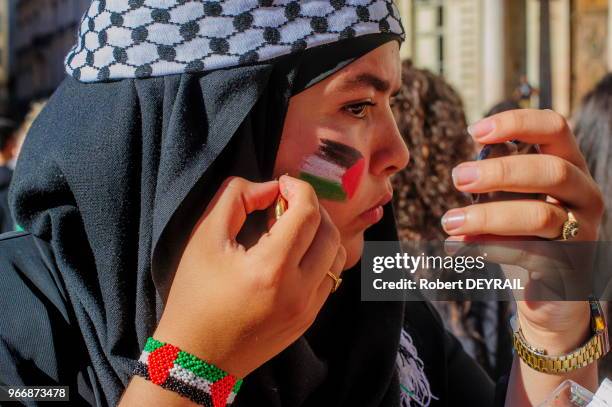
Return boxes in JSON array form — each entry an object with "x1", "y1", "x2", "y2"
[
  {"x1": 0, "y1": 166, "x2": 13, "y2": 233},
  {"x1": 9, "y1": 31, "x2": 406, "y2": 406}
]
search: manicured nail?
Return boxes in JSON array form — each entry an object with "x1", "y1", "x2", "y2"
[
  {"x1": 452, "y1": 164, "x2": 480, "y2": 186},
  {"x1": 441, "y1": 209, "x2": 466, "y2": 232},
  {"x1": 444, "y1": 238, "x2": 463, "y2": 255},
  {"x1": 467, "y1": 118, "x2": 495, "y2": 139}
]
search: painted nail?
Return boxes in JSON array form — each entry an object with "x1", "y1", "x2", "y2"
[
  {"x1": 441, "y1": 209, "x2": 466, "y2": 232},
  {"x1": 452, "y1": 164, "x2": 480, "y2": 186},
  {"x1": 467, "y1": 118, "x2": 495, "y2": 139}
]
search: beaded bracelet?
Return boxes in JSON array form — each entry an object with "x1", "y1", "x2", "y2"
[{"x1": 133, "y1": 337, "x2": 243, "y2": 407}]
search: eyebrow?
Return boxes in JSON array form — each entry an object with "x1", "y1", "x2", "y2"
[{"x1": 338, "y1": 72, "x2": 401, "y2": 96}]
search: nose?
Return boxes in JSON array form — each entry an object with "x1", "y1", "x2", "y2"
[{"x1": 369, "y1": 111, "x2": 410, "y2": 177}]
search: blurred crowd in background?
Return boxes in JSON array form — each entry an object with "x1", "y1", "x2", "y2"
[{"x1": 0, "y1": 0, "x2": 611, "y2": 386}]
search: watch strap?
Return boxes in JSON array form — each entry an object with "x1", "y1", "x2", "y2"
[{"x1": 511, "y1": 299, "x2": 610, "y2": 374}]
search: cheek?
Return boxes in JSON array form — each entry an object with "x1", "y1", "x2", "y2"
[
  {"x1": 319, "y1": 198, "x2": 362, "y2": 239},
  {"x1": 319, "y1": 200, "x2": 364, "y2": 269},
  {"x1": 273, "y1": 105, "x2": 319, "y2": 177}
]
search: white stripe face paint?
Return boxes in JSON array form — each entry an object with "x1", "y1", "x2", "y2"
[{"x1": 300, "y1": 154, "x2": 344, "y2": 181}]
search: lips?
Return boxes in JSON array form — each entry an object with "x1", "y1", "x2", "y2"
[
  {"x1": 367, "y1": 189, "x2": 393, "y2": 213},
  {"x1": 374, "y1": 190, "x2": 393, "y2": 209},
  {"x1": 358, "y1": 189, "x2": 393, "y2": 225}
]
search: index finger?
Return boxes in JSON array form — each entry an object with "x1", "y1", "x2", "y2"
[
  {"x1": 200, "y1": 177, "x2": 280, "y2": 244},
  {"x1": 468, "y1": 109, "x2": 588, "y2": 172},
  {"x1": 251, "y1": 175, "x2": 322, "y2": 265}
]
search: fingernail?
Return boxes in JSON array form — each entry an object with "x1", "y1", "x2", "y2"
[
  {"x1": 441, "y1": 209, "x2": 466, "y2": 232},
  {"x1": 530, "y1": 271, "x2": 542, "y2": 281},
  {"x1": 444, "y1": 238, "x2": 463, "y2": 255},
  {"x1": 279, "y1": 175, "x2": 295, "y2": 197},
  {"x1": 452, "y1": 164, "x2": 480, "y2": 186},
  {"x1": 467, "y1": 118, "x2": 495, "y2": 139}
]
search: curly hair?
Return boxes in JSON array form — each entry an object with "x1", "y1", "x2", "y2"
[
  {"x1": 391, "y1": 61, "x2": 475, "y2": 241},
  {"x1": 390, "y1": 63, "x2": 515, "y2": 380}
]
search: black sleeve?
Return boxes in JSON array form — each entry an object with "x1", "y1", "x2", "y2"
[
  {"x1": 0, "y1": 233, "x2": 99, "y2": 406},
  {"x1": 0, "y1": 188, "x2": 12, "y2": 233}
]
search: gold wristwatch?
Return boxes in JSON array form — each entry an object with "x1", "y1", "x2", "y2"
[{"x1": 511, "y1": 299, "x2": 610, "y2": 374}]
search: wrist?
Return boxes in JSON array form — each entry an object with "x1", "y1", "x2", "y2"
[
  {"x1": 518, "y1": 302, "x2": 591, "y2": 355},
  {"x1": 133, "y1": 337, "x2": 244, "y2": 406},
  {"x1": 154, "y1": 316, "x2": 253, "y2": 379}
]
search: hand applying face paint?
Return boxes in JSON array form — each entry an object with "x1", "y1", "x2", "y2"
[
  {"x1": 151, "y1": 176, "x2": 347, "y2": 383},
  {"x1": 299, "y1": 138, "x2": 365, "y2": 202}
]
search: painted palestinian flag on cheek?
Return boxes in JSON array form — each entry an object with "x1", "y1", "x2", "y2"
[{"x1": 299, "y1": 139, "x2": 365, "y2": 201}]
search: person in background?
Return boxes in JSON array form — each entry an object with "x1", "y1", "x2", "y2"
[
  {"x1": 513, "y1": 75, "x2": 539, "y2": 109},
  {"x1": 391, "y1": 62, "x2": 513, "y2": 380},
  {"x1": 12, "y1": 100, "x2": 46, "y2": 162},
  {"x1": 391, "y1": 62, "x2": 473, "y2": 242},
  {"x1": 0, "y1": 118, "x2": 17, "y2": 233},
  {"x1": 573, "y1": 72, "x2": 612, "y2": 379},
  {"x1": 0, "y1": 101, "x2": 46, "y2": 234}
]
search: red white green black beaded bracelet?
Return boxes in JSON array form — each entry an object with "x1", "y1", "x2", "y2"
[{"x1": 133, "y1": 337, "x2": 243, "y2": 407}]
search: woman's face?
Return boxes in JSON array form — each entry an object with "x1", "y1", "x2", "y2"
[{"x1": 274, "y1": 41, "x2": 409, "y2": 269}]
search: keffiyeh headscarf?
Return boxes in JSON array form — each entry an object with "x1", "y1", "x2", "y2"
[
  {"x1": 9, "y1": 1, "x2": 433, "y2": 406},
  {"x1": 66, "y1": 0, "x2": 404, "y2": 82}
]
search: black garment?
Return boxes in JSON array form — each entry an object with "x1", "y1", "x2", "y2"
[
  {"x1": 0, "y1": 231, "x2": 503, "y2": 406},
  {"x1": 0, "y1": 166, "x2": 12, "y2": 233},
  {"x1": 2, "y1": 34, "x2": 433, "y2": 406}
]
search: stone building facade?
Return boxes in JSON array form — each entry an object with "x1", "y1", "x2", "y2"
[
  {"x1": 0, "y1": 0, "x2": 15, "y2": 115},
  {"x1": 3, "y1": 0, "x2": 611, "y2": 119},
  {"x1": 13, "y1": 0, "x2": 89, "y2": 109},
  {"x1": 398, "y1": 0, "x2": 612, "y2": 122}
]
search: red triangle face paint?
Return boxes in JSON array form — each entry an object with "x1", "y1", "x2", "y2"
[{"x1": 341, "y1": 157, "x2": 365, "y2": 199}]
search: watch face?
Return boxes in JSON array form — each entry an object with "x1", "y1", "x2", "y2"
[
  {"x1": 589, "y1": 299, "x2": 606, "y2": 332},
  {"x1": 594, "y1": 315, "x2": 605, "y2": 332}
]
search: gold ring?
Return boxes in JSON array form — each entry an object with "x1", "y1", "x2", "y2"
[
  {"x1": 275, "y1": 194, "x2": 287, "y2": 220},
  {"x1": 561, "y1": 211, "x2": 579, "y2": 241},
  {"x1": 326, "y1": 271, "x2": 342, "y2": 293}
]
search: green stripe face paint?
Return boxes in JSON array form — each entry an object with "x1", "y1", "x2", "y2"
[{"x1": 299, "y1": 138, "x2": 365, "y2": 201}]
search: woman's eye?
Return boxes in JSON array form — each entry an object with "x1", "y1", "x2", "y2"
[{"x1": 345, "y1": 102, "x2": 373, "y2": 118}]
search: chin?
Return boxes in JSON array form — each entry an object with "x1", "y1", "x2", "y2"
[{"x1": 343, "y1": 233, "x2": 365, "y2": 270}]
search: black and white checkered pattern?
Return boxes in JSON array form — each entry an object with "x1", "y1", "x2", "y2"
[{"x1": 65, "y1": 0, "x2": 405, "y2": 82}]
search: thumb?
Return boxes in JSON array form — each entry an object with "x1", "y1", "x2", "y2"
[{"x1": 201, "y1": 177, "x2": 279, "y2": 242}]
